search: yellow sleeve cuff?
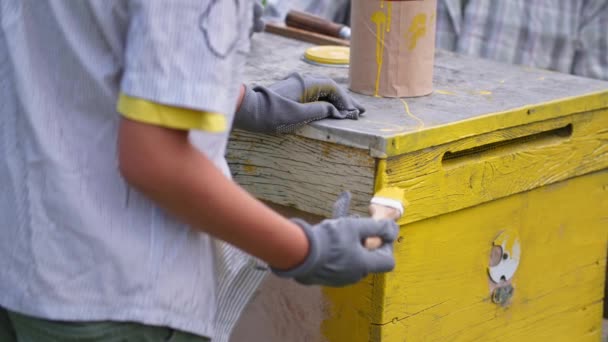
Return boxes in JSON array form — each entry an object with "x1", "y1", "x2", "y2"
[{"x1": 117, "y1": 93, "x2": 228, "y2": 132}]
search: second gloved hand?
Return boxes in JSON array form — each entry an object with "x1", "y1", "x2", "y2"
[
  {"x1": 234, "y1": 73, "x2": 365, "y2": 134},
  {"x1": 272, "y1": 216, "x2": 398, "y2": 287},
  {"x1": 272, "y1": 192, "x2": 398, "y2": 287}
]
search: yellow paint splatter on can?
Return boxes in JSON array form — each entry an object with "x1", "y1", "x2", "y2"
[
  {"x1": 371, "y1": 9, "x2": 387, "y2": 97},
  {"x1": 406, "y1": 13, "x2": 427, "y2": 51}
]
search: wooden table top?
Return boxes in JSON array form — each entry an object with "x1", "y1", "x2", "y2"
[{"x1": 244, "y1": 33, "x2": 608, "y2": 157}]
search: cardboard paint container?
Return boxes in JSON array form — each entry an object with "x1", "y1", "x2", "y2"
[{"x1": 348, "y1": 0, "x2": 437, "y2": 97}]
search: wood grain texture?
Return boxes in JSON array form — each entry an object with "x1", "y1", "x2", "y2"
[
  {"x1": 385, "y1": 109, "x2": 608, "y2": 224},
  {"x1": 227, "y1": 129, "x2": 376, "y2": 218},
  {"x1": 373, "y1": 170, "x2": 608, "y2": 341}
]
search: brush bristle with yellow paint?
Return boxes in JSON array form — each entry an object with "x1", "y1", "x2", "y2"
[
  {"x1": 370, "y1": 187, "x2": 405, "y2": 217},
  {"x1": 365, "y1": 187, "x2": 405, "y2": 249}
]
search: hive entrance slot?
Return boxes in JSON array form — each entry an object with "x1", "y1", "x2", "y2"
[{"x1": 442, "y1": 124, "x2": 573, "y2": 167}]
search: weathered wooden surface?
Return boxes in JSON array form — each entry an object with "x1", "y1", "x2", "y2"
[
  {"x1": 227, "y1": 129, "x2": 376, "y2": 217},
  {"x1": 244, "y1": 33, "x2": 608, "y2": 157}
]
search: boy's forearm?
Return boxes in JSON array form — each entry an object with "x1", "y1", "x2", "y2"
[
  {"x1": 118, "y1": 117, "x2": 309, "y2": 270},
  {"x1": 236, "y1": 84, "x2": 246, "y2": 111}
]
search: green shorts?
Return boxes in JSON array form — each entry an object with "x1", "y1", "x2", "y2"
[{"x1": 0, "y1": 307, "x2": 210, "y2": 342}]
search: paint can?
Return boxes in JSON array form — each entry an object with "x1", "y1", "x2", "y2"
[{"x1": 348, "y1": 0, "x2": 437, "y2": 97}]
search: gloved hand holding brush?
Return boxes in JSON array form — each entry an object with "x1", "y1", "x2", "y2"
[{"x1": 272, "y1": 192, "x2": 398, "y2": 287}]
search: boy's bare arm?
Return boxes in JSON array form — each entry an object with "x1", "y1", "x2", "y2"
[
  {"x1": 118, "y1": 117, "x2": 309, "y2": 270},
  {"x1": 116, "y1": 81, "x2": 397, "y2": 287}
]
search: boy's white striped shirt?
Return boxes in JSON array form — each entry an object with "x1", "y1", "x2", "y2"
[{"x1": 0, "y1": 1, "x2": 265, "y2": 341}]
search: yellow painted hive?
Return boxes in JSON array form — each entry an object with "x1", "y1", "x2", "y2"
[{"x1": 227, "y1": 33, "x2": 608, "y2": 342}]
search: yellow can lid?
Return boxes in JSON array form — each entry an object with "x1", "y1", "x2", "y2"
[{"x1": 304, "y1": 46, "x2": 350, "y2": 66}]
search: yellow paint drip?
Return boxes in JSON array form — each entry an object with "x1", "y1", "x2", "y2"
[
  {"x1": 406, "y1": 13, "x2": 427, "y2": 51},
  {"x1": 435, "y1": 89, "x2": 456, "y2": 95},
  {"x1": 371, "y1": 10, "x2": 387, "y2": 97},
  {"x1": 400, "y1": 99, "x2": 425, "y2": 130}
]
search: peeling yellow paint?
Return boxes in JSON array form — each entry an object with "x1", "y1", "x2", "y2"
[
  {"x1": 371, "y1": 8, "x2": 388, "y2": 97},
  {"x1": 321, "y1": 144, "x2": 332, "y2": 157},
  {"x1": 243, "y1": 163, "x2": 257, "y2": 174},
  {"x1": 387, "y1": 109, "x2": 608, "y2": 223}
]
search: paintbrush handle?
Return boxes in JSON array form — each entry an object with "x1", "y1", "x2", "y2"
[
  {"x1": 365, "y1": 203, "x2": 401, "y2": 250},
  {"x1": 285, "y1": 10, "x2": 347, "y2": 38}
]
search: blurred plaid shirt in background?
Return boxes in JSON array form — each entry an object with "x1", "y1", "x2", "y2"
[
  {"x1": 266, "y1": 0, "x2": 608, "y2": 81},
  {"x1": 435, "y1": 0, "x2": 608, "y2": 80}
]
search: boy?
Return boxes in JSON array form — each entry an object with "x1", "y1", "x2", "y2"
[{"x1": 0, "y1": 1, "x2": 398, "y2": 341}]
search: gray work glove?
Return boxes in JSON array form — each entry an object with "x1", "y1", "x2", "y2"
[
  {"x1": 272, "y1": 192, "x2": 398, "y2": 287},
  {"x1": 234, "y1": 73, "x2": 365, "y2": 134}
]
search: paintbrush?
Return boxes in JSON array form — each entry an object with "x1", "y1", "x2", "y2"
[
  {"x1": 366, "y1": 187, "x2": 405, "y2": 249},
  {"x1": 331, "y1": 189, "x2": 405, "y2": 250}
]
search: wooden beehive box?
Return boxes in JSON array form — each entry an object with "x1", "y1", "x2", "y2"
[{"x1": 228, "y1": 33, "x2": 608, "y2": 342}]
